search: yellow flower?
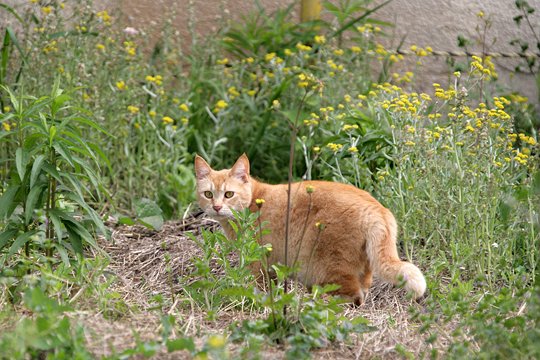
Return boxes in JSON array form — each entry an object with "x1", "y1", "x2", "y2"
[
  {"x1": 217, "y1": 58, "x2": 229, "y2": 65},
  {"x1": 116, "y1": 80, "x2": 127, "y2": 90},
  {"x1": 255, "y1": 198, "x2": 265, "y2": 206},
  {"x1": 351, "y1": 46, "x2": 361, "y2": 53},
  {"x1": 245, "y1": 57, "x2": 254, "y2": 63},
  {"x1": 215, "y1": 100, "x2": 228, "y2": 109},
  {"x1": 306, "y1": 185, "x2": 315, "y2": 194},
  {"x1": 348, "y1": 146, "x2": 358, "y2": 153},
  {"x1": 207, "y1": 335, "x2": 226, "y2": 349},
  {"x1": 265, "y1": 52, "x2": 276, "y2": 62},
  {"x1": 96, "y1": 43, "x2": 106, "y2": 51},
  {"x1": 181, "y1": 117, "x2": 189, "y2": 125},
  {"x1": 284, "y1": 48, "x2": 293, "y2": 56},
  {"x1": 314, "y1": 35, "x2": 326, "y2": 44},
  {"x1": 3, "y1": 106, "x2": 11, "y2": 112},
  {"x1": 149, "y1": 110, "x2": 156, "y2": 117},
  {"x1": 179, "y1": 103, "x2": 189, "y2": 112},
  {"x1": 333, "y1": 49, "x2": 344, "y2": 56},
  {"x1": 405, "y1": 141, "x2": 415, "y2": 146},
  {"x1": 326, "y1": 143, "x2": 343, "y2": 152},
  {"x1": 272, "y1": 99, "x2": 280, "y2": 109},
  {"x1": 247, "y1": 90, "x2": 256, "y2": 97},
  {"x1": 162, "y1": 116, "x2": 174, "y2": 124},
  {"x1": 2, "y1": 122, "x2": 11, "y2": 131},
  {"x1": 313, "y1": 146, "x2": 320, "y2": 153},
  {"x1": 41, "y1": 6, "x2": 52, "y2": 15},
  {"x1": 127, "y1": 105, "x2": 139, "y2": 114}
]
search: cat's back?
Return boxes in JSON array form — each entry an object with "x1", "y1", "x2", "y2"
[{"x1": 300, "y1": 180, "x2": 381, "y2": 206}]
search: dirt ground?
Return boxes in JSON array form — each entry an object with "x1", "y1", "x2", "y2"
[{"x1": 78, "y1": 212, "x2": 449, "y2": 359}]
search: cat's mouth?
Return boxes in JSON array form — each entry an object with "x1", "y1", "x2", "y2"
[{"x1": 206, "y1": 210, "x2": 234, "y2": 220}]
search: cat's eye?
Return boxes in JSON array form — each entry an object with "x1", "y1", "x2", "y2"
[
  {"x1": 203, "y1": 191, "x2": 213, "y2": 199},
  {"x1": 224, "y1": 191, "x2": 234, "y2": 199}
]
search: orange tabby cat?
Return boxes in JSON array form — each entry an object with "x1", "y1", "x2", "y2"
[{"x1": 194, "y1": 153, "x2": 426, "y2": 305}]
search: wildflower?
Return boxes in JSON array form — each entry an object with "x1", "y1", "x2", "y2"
[
  {"x1": 97, "y1": 10, "x2": 111, "y2": 24},
  {"x1": 127, "y1": 105, "x2": 139, "y2": 114},
  {"x1": 3, "y1": 106, "x2": 11, "y2": 112},
  {"x1": 265, "y1": 52, "x2": 276, "y2": 62},
  {"x1": 326, "y1": 143, "x2": 343, "y2": 152},
  {"x1": 247, "y1": 90, "x2": 256, "y2": 97},
  {"x1": 116, "y1": 80, "x2": 127, "y2": 90},
  {"x1": 162, "y1": 116, "x2": 174, "y2": 124},
  {"x1": 134, "y1": 123, "x2": 140, "y2": 129},
  {"x1": 405, "y1": 141, "x2": 415, "y2": 146},
  {"x1": 207, "y1": 335, "x2": 226, "y2": 349},
  {"x1": 149, "y1": 110, "x2": 156, "y2": 117},
  {"x1": 228, "y1": 86, "x2": 240, "y2": 98},
  {"x1": 296, "y1": 42, "x2": 312, "y2": 51},
  {"x1": 348, "y1": 146, "x2": 358, "y2": 153},
  {"x1": 465, "y1": 125, "x2": 475, "y2": 132},
  {"x1": 342, "y1": 124, "x2": 359, "y2": 131},
  {"x1": 306, "y1": 185, "x2": 315, "y2": 194},
  {"x1": 351, "y1": 46, "x2": 361, "y2": 53},
  {"x1": 179, "y1": 103, "x2": 189, "y2": 112},
  {"x1": 344, "y1": 94, "x2": 352, "y2": 103},
  {"x1": 284, "y1": 48, "x2": 293, "y2": 56},
  {"x1": 453, "y1": 71, "x2": 461, "y2": 78},
  {"x1": 41, "y1": 6, "x2": 52, "y2": 15},
  {"x1": 96, "y1": 43, "x2": 106, "y2": 51},
  {"x1": 477, "y1": 11, "x2": 484, "y2": 18},
  {"x1": 333, "y1": 49, "x2": 344, "y2": 56},
  {"x1": 181, "y1": 117, "x2": 189, "y2": 125},
  {"x1": 314, "y1": 35, "x2": 326, "y2": 44},
  {"x1": 255, "y1": 198, "x2": 265, "y2": 206},
  {"x1": 216, "y1": 58, "x2": 229, "y2": 65},
  {"x1": 124, "y1": 27, "x2": 139, "y2": 35},
  {"x1": 215, "y1": 100, "x2": 228, "y2": 109},
  {"x1": 272, "y1": 99, "x2": 280, "y2": 109},
  {"x1": 2, "y1": 122, "x2": 11, "y2": 131},
  {"x1": 313, "y1": 146, "x2": 320, "y2": 152}
]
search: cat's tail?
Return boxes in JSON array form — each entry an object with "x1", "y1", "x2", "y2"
[{"x1": 366, "y1": 211, "x2": 426, "y2": 299}]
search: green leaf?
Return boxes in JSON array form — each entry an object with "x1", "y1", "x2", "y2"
[
  {"x1": 49, "y1": 210, "x2": 64, "y2": 243},
  {"x1": 49, "y1": 125, "x2": 57, "y2": 147},
  {"x1": 64, "y1": 221, "x2": 83, "y2": 254},
  {"x1": 135, "y1": 198, "x2": 164, "y2": 230},
  {"x1": 8, "y1": 230, "x2": 38, "y2": 258},
  {"x1": 118, "y1": 216, "x2": 136, "y2": 225},
  {"x1": 25, "y1": 183, "x2": 46, "y2": 225},
  {"x1": 0, "y1": 4, "x2": 25, "y2": 25},
  {"x1": 30, "y1": 154, "x2": 46, "y2": 188},
  {"x1": 0, "y1": 227, "x2": 18, "y2": 251},
  {"x1": 51, "y1": 94, "x2": 71, "y2": 115},
  {"x1": 0, "y1": 184, "x2": 19, "y2": 219},
  {"x1": 166, "y1": 337, "x2": 196, "y2": 353},
  {"x1": 15, "y1": 147, "x2": 29, "y2": 181}
]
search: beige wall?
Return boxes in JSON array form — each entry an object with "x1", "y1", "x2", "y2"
[{"x1": 3, "y1": 0, "x2": 539, "y2": 104}]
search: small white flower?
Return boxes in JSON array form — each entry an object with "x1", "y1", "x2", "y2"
[
  {"x1": 123, "y1": 27, "x2": 139, "y2": 35},
  {"x1": 491, "y1": 242, "x2": 499, "y2": 248}
]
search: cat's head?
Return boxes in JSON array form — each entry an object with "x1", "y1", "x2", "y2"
[{"x1": 194, "y1": 154, "x2": 252, "y2": 220}]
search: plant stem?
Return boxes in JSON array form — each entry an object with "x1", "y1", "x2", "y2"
[{"x1": 284, "y1": 90, "x2": 309, "y2": 301}]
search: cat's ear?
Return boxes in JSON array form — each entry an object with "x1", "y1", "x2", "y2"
[
  {"x1": 194, "y1": 155, "x2": 212, "y2": 180},
  {"x1": 230, "y1": 153, "x2": 250, "y2": 183}
]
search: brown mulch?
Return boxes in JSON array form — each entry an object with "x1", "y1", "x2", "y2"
[{"x1": 75, "y1": 212, "x2": 449, "y2": 359}]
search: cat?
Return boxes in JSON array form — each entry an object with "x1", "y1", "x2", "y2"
[{"x1": 194, "y1": 153, "x2": 426, "y2": 305}]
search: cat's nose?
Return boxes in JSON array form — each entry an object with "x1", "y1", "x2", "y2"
[{"x1": 213, "y1": 205, "x2": 222, "y2": 212}]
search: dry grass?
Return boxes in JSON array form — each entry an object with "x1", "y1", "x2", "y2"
[{"x1": 71, "y1": 212, "x2": 451, "y2": 358}]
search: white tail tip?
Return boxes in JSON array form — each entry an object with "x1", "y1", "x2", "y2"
[{"x1": 399, "y1": 263, "x2": 427, "y2": 299}]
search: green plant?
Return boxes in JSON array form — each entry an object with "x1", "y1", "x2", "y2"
[
  {"x1": 0, "y1": 287, "x2": 93, "y2": 359},
  {"x1": 0, "y1": 83, "x2": 109, "y2": 270}
]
